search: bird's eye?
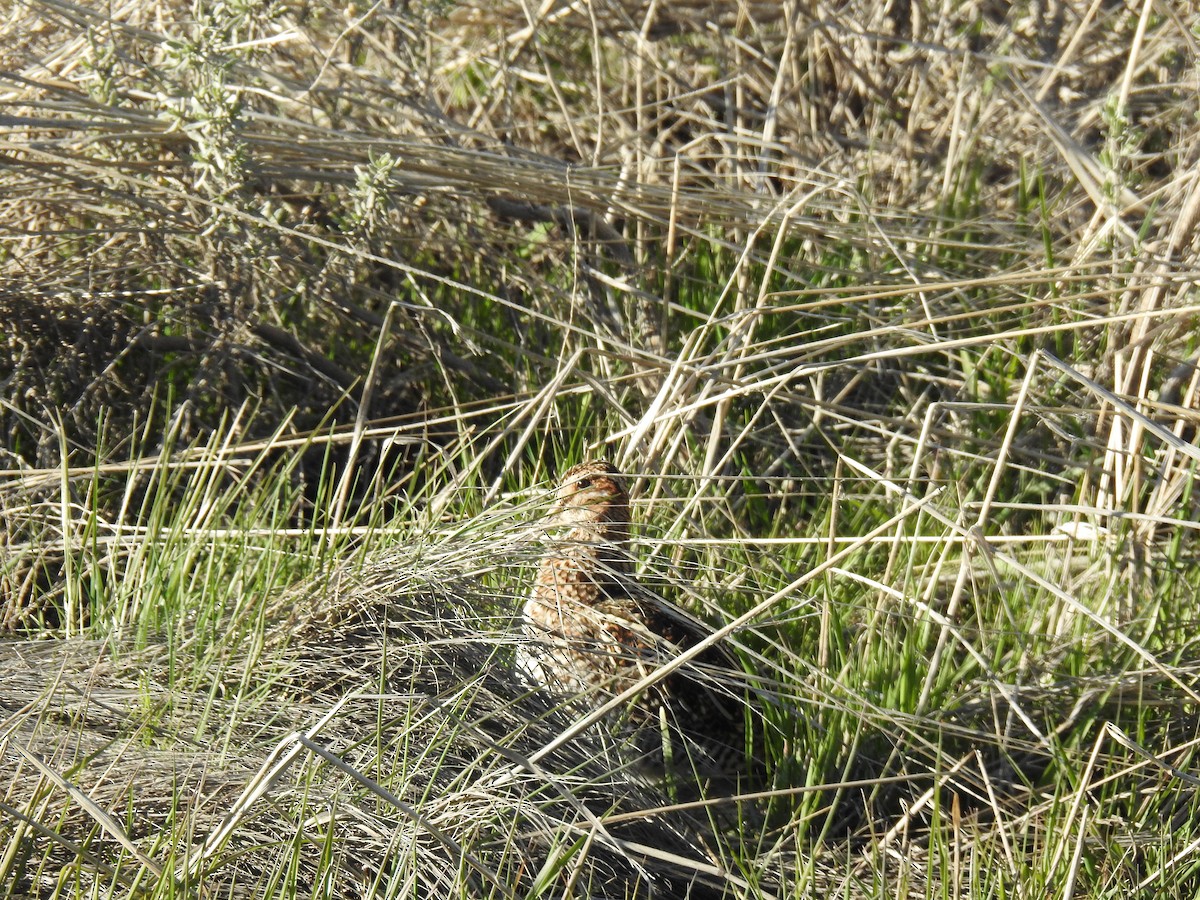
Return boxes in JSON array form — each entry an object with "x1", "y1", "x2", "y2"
[{"x1": 576, "y1": 477, "x2": 592, "y2": 489}]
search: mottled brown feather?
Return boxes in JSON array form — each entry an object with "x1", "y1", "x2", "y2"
[{"x1": 518, "y1": 461, "x2": 753, "y2": 776}]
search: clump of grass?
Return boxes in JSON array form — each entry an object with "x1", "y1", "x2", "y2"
[{"x1": 0, "y1": 434, "x2": 789, "y2": 897}]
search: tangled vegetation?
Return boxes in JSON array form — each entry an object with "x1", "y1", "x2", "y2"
[{"x1": 2, "y1": 0, "x2": 1200, "y2": 896}]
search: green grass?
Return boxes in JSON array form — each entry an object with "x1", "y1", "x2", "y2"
[{"x1": 42, "y1": 397, "x2": 1184, "y2": 900}]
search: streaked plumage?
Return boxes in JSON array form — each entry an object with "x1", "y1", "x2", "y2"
[{"x1": 518, "y1": 460, "x2": 753, "y2": 777}]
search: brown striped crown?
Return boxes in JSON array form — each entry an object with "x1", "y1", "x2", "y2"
[{"x1": 543, "y1": 460, "x2": 632, "y2": 576}]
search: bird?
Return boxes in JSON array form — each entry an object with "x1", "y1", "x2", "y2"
[{"x1": 517, "y1": 460, "x2": 757, "y2": 779}]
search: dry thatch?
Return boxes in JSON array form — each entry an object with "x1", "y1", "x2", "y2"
[{"x1": 2, "y1": 0, "x2": 1196, "y2": 462}]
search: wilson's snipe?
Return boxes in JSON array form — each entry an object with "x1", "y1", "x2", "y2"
[{"x1": 517, "y1": 460, "x2": 755, "y2": 777}]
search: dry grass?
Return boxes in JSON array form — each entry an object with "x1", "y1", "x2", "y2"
[{"x1": 3, "y1": 0, "x2": 1200, "y2": 897}]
